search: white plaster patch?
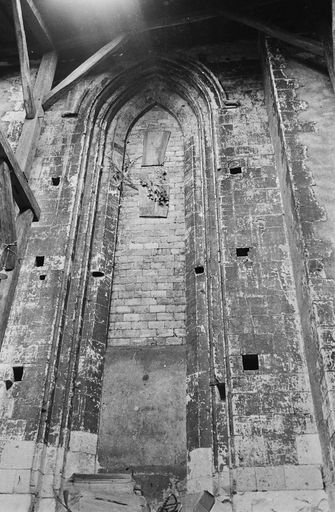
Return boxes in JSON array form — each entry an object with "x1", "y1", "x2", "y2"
[{"x1": 187, "y1": 447, "x2": 213, "y2": 494}]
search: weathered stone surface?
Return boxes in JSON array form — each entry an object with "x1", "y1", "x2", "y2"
[{"x1": 0, "y1": 41, "x2": 332, "y2": 511}]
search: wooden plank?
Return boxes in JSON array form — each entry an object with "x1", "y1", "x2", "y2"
[
  {"x1": 11, "y1": 0, "x2": 36, "y2": 119},
  {"x1": 0, "y1": 161, "x2": 17, "y2": 270},
  {"x1": 16, "y1": 51, "x2": 58, "y2": 176},
  {"x1": 21, "y1": 0, "x2": 53, "y2": 49},
  {"x1": 0, "y1": 127, "x2": 40, "y2": 220},
  {"x1": 43, "y1": 34, "x2": 125, "y2": 109},
  {"x1": 0, "y1": 209, "x2": 33, "y2": 347}
]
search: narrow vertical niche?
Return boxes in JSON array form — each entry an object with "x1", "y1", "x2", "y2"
[{"x1": 216, "y1": 382, "x2": 226, "y2": 401}]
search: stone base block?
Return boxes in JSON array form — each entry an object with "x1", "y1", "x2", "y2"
[
  {"x1": 233, "y1": 490, "x2": 328, "y2": 512},
  {"x1": 0, "y1": 494, "x2": 33, "y2": 512}
]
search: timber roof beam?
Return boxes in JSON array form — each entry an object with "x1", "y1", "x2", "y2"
[
  {"x1": 12, "y1": 0, "x2": 36, "y2": 119},
  {"x1": 0, "y1": 128, "x2": 40, "y2": 221},
  {"x1": 43, "y1": 7, "x2": 323, "y2": 110}
]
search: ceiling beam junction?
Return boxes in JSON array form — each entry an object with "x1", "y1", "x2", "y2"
[
  {"x1": 43, "y1": 34, "x2": 125, "y2": 109},
  {"x1": 43, "y1": 8, "x2": 323, "y2": 110},
  {"x1": 16, "y1": 51, "x2": 58, "y2": 176},
  {"x1": 11, "y1": 0, "x2": 36, "y2": 119},
  {"x1": 0, "y1": 127, "x2": 40, "y2": 221}
]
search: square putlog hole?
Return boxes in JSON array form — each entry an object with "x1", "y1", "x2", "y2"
[
  {"x1": 35, "y1": 256, "x2": 45, "y2": 267},
  {"x1": 230, "y1": 166, "x2": 242, "y2": 175},
  {"x1": 236, "y1": 247, "x2": 249, "y2": 257},
  {"x1": 51, "y1": 177, "x2": 60, "y2": 186},
  {"x1": 242, "y1": 354, "x2": 259, "y2": 371},
  {"x1": 13, "y1": 366, "x2": 24, "y2": 381},
  {"x1": 194, "y1": 265, "x2": 204, "y2": 275}
]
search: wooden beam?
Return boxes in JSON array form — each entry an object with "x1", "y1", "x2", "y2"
[
  {"x1": 0, "y1": 161, "x2": 17, "y2": 270},
  {"x1": 11, "y1": 0, "x2": 36, "y2": 119},
  {"x1": 0, "y1": 209, "x2": 33, "y2": 347},
  {"x1": 16, "y1": 51, "x2": 58, "y2": 176},
  {"x1": 0, "y1": 127, "x2": 40, "y2": 220},
  {"x1": 21, "y1": 0, "x2": 53, "y2": 50},
  {"x1": 43, "y1": 34, "x2": 125, "y2": 110},
  {"x1": 43, "y1": 9, "x2": 322, "y2": 110}
]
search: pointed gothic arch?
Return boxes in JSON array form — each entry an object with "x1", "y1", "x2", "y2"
[{"x1": 40, "y1": 56, "x2": 232, "y2": 497}]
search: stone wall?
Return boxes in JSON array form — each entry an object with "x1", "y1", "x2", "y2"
[
  {"x1": 262, "y1": 38, "x2": 335, "y2": 508},
  {"x1": 108, "y1": 106, "x2": 186, "y2": 348},
  {"x1": 213, "y1": 56, "x2": 325, "y2": 510},
  {"x1": 0, "y1": 43, "x2": 332, "y2": 512},
  {"x1": 0, "y1": 67, "x2": 25, "y2": 149}
]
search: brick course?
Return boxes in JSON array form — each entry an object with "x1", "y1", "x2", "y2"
[{"x1": 108, "y1": 106, "x2": 186, "y2": 347}]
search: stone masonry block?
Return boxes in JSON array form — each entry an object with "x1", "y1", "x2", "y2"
[
  {"x1": 255, "y1": 466, "x2": 285, "y2": 491},
  {"x1": 37, "y1": 497, "x2": 57, "y2": 512},
  {"x1": 232, "y1": 489, "x2": 328, "y2": 512},
  {"x1": 284, "y1": 465, "x2": 323, "y2": 490},
  {"x1": 0, "y1": 494, "x2": 33, "y2": 512},
  {"x1": 64, "y1": 451, "x2": 96, "y2": 480},
  {"x1": 0, "y1": 469, "x2": 17, "y2": 493},
  {"x1": 296, "y1": 434, "x2": 322, "y2": 465},
  {"x1": 69, "y1": 431, "x2": 98, "y2": 455},
  {"x1": 0, "y1": 440, "x2": 35, "y2": 470},
  {"x1": 234, "y1": 467, "x2": 257, "y2": 492}
]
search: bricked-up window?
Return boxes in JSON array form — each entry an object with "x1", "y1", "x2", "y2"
[
  {"x1": 142, "y1": 130, "x2": 171, "y2": 166},
  {"x1": 242, "y1": 354, "x2": 259, "y2": 371}
]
